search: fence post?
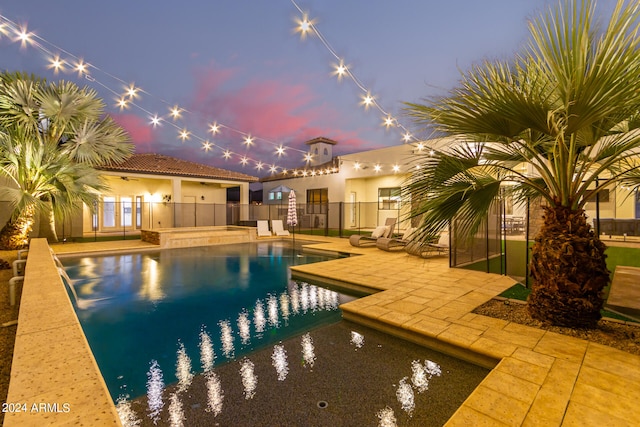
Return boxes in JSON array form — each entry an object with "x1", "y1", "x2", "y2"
[{"x1": 338, "y1": 201, "x2": 343, "y2": 238}]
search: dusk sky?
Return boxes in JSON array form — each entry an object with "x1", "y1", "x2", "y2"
[{"x1": 0, "y1": 0, "x2": 612, "y2": 175}]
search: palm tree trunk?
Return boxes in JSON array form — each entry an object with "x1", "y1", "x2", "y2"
[
  {"x1": 37, "y1": 202, "x2": 59, "y2": 243},
  {"x1": 528, "y1": 205, "x2": 609, "y2": 328},
  {"x1": 0, "y1": 205, "x2": 36, "y2": 250}
]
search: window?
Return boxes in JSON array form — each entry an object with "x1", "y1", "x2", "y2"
[
  {"x1": 378, "y1": 187, "x2": 401, "y2": 210},
  {"x1": 268, "y1": 191, "x2": 283, "y2": 201},
  {"x1": 307, "y1": 188, "x2": 328, "y2": 213},
  {"x1": 323, "y1": 148, "x2": 328, "y2": 155}
]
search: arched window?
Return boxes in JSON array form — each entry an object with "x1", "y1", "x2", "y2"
[
  {"x1": 314, "y1": 148, "x2": 318, "y2": 154},
  {"x1": 324, "y1": 148, "x2": 328, "y2": 155}
]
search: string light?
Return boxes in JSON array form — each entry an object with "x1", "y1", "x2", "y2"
[
  {"x1": 374, "y1": 164, "x2": 381, "y2": 173},
  {"x1": 0, "y1": 12, "x2": 427, "y2": 177},
  {"x1": 353, "y1": 162, "x2": 361, "y2": 170},
  {"x1": 290, "y1": 0, "x2": 420, "y2": 144},
  {"x1": 125, "y1": 83, "x2": 139, "y2": 99},
  {"x1": 393, "y1": 164, "x2": 400, "y2": 173},
  {"x1": 48, "y1": 55, "x2": 64, "y2": 73},
  {"x1": 116, "y1": 97, "x2": 129, "y2": 110},
  {"x1": 150, "y1": 115, "x2": 161, "y2": 127},
  {"x1": 170, "y1": 106, "x2": 182, "y2": 120},
  {"x1": 361, "y1": 92, "x2": 374, "y2": 110},
  {"x1": 16, "y1": 27, "x2": 32, "y2": 47},
  {"x1": 179, "y1": 128, "x2": 190, "y2": 141},
  {"x1": 0, "y1": 14, "x2": 313, "y2": 176},
  {"x1": 332, "y1": 60, "x2": 348, "y2": 82},
  {"x1": 74, "y1": 60, "x2": 87, "y2": 76}
]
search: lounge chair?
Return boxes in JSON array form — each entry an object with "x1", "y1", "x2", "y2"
[
  {"x1": 427, "y1": 231, "x2": 450, "y2": 255},
  {"x1": 376, "y1": 227, "x2": 416, "y2": 252},
  {"x1": 257, "y1": 220, "x2": 272, "y2": 237},
  {"x1": 604, "y1": 265, "x2": 640, "y2": 322},
  {"x1": 271, "y1": 219, "x2": 290, "y2": 236},
  {"x1": 349, "y1": 218, "x2": 396, "y2": 247},
  {"x1": 405, "y1": 231, "x2": 449, "y2": 258}
]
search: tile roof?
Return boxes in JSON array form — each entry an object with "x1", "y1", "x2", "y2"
[{"x1": 99, "y1": 153, "x2": 259, "y2": 182}]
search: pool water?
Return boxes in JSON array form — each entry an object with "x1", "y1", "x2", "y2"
[{"x1": 62, "y1": 242, "x2": 354, "y2": 401}]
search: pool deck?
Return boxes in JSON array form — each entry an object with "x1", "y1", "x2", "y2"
[{"x1": 6, "y1": 235, "x2": 640, "y2": 426}]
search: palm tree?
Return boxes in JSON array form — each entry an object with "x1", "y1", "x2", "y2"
[
  {"x1": 0, "y1": 72, "x2": 132, "y2": 248},
  {"x1": 404, "y1": 0, "x2": 640, "y2": 328}
]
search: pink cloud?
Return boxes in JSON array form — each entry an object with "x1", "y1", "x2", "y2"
[
  {"x1": 111, "y1": 113, "x2": 156, "y2": 153},
  {"x1": 186, "y1": 64, "x2": 367, "y2": 150}
]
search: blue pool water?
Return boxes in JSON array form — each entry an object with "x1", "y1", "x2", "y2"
[{"x1": 61, "y1": 242, "x2": 354, "y2": 401}]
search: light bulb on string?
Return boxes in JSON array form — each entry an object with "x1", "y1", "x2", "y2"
[
  {"x1": 402, "y1": 132, "x2": 413, "y2": 142},
  {"x1": 202, "y1": 141, "x2": 213, "y2": 151},
  {"x1": 178, "y1": 128, "x2": 190, "y2": 141},
  {"x1": 74, "y1": 60, "x2": 87, "y2": 77},
  {"x1": 269, "y1": 165, "x2": 278, "y2": 174},
  {"x1": 223, "y1": 149, "x2": 232, "y2": 159},
  {"x1": 304, "y1": 153, "x2": 313, "y2": 163},
  {"x1": 255, "y1": 161, "x2": 264, "y2": 171},
  {"x1": 209, "y1": 122, "x2": 220, "y2": 135},
  {"x1": 48, "y1": 55, "x2": 64, "y2": 73},
  {"x1": 149, "y1": 115, "x2": 162, "y2": 127},
  {"x1": 383, "y1": 116, "x2": 395, "y2": 129},
  {"x1": 15, "y1": 26, "x2": 32, "y2": 47},
  {"x1": 374, "y1": 164, "x2": 381, "y2": 173},
  {"x1": 353, "y1": 162, "x2": 361, "y2": 170},
  {"x1": 361, "y1": 93, "x2": 374, "y2": 110},
  {"x1": 240, "y1": 157, "x2": 249, "y2": 166},
  {"x1": 125, "y1": 83, "x2": 139, "y2": 100},
  {"x1": 170, "y1": 106, "x2": 182, "y2": 120},
  {"x1": 294, "y1": 13, "x2": 315, "y2": 40},
  {"x1": 332, "y1": 60, "x2": 348, "y2": 82},
  {"x1": 115, "y1": 97, "x2": 129, "y2": 110},
  {"x1": 393, "y1": 164, "x2": 400, "y2": 173},
  {"x1": 276, "y1": 145, "x2": 286, "y2": 156}
]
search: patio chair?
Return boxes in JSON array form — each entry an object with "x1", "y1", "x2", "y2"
[
  {"x1": 349, "y1": 218, "x2": 396, "y2": 247},
  {"x1": 604, "y1": 265, "x2": 640, "y2": 322},
  {"x1": 376, "y1": 227, "x2": 416, "y2": 252},
  {"x1": 404, "y1": 231, "x2": 449, "y2": 258},
  {"x1": 257, "y1": 220, "x2": 272, "y2": 237},
  {"x1": 271, "y1": 219, "x2": 290, "y2": 236},
  {"x1": 427, "y1": 231, "x2": 450, "y2": 255}
]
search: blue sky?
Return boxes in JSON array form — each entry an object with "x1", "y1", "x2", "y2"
[{"x1": 0, "y1": 0, "x2": 610, "y2": 175}]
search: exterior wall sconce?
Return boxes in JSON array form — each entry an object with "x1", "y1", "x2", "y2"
[
  {"x1": 162, "y1": 194, "x2": 172, "y2": 203},
  {"x1": 201, "y1": 196, "x2": 205, "y2": 201}
]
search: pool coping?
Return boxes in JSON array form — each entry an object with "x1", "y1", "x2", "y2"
[
  {"x1": 4, "y1": 239, "x2": 122, "y2": 426},
  {"x1": 288, "y1": 238, "x2": 640, "y2": 426},
  {"x1": 6, "y1": 235, "x2": 640, "y2": 425}
]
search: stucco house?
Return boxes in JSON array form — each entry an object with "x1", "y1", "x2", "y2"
[
  {"x1": 261, "y1": 136, "x2": 640, "y2": 237},
  {"x1": 261, "y1": 137, "x2": 448, "y2": 233},
  {"x1": 0, "y1": 153, "x2": 259, "y2": 240}
]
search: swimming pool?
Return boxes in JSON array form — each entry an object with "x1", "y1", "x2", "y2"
[{"x1": 62, "y1": 242, "x2": 355, "y2": 402}]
